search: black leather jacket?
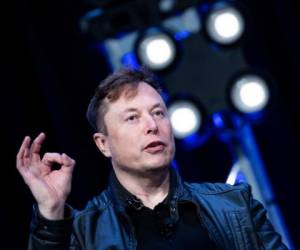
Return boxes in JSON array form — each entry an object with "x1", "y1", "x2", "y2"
[{"x1": 29, "y1": 169, "x2": 288, "y2": 250}]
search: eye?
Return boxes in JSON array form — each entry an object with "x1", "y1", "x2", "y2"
[
  {"x1": 126, "y1": 114, "x2": 139, "y2": 122},
  {"x1": 153, "y1": 110, "x2": 165, "y2": 118}
]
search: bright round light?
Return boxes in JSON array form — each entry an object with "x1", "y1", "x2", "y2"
[
  {"x1": 206, "y1": 6, "x2": 244, "y2": 45},
  {"x1": 168, "y1": 101, "x2": 201, "y2": 138},
  {"x1": 231, "y1": 75, "x2": 270, "y2": 113},
  {"x1": 145, "y1": 39, "x2": 172, "y2": 64},
  {"x1": 215, "y1": 13, "x2": 240, "y2": 38},
  {"x1": 240, "y1": 82, "x2": 266, "y2": 107},
  {"x1": 138, "y1": 33, "x2": 176, "y2": 70}
]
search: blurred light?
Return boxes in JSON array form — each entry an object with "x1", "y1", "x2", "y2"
[
  {"x1": 171, "y1": 159, "x2": 179, "y2": 170},
  {"x1": 168, "y1": 101, "x2": 201, "y2": 138},
  {"x1": 159, "y1": 0, "x2": 176, "y2": 12},
  {"x1": 212, "y1": 112, "x2": 225, "y2": 128},
  {"x1": 181, "y1": 133, "x2": 209, "y2": 150},
  {"x1": 137, "y1": 32, "x2": 176, "y2": 70},
  {"x1": 230, "y1": 75, "x2": 270, "y2": 113},
  {"x1": 226, "y1": 163, "x2": 239, "y2": 185},
  {"x1": 206, "y1": 4, "x2": 244, "y2": 45},
  {"x1": 226, "y1": 162, "x2": 248, "y2": 185},
  {"x1": 174, "y1": 30, "x2": 191, "y2": 41},
  {"x1": 121, "y1": 52, "x2": 140, "y2": 69},
  {"x1": 80, "y1": 8, "x2": 103, "y2": 33}
]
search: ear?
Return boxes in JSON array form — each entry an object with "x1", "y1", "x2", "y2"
[{"x1": 93, "y1": 132, "x2": 111, "y2": 158}]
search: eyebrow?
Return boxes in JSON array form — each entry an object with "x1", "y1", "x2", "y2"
[
  {"x1": 151, "y1": 103, "x2": 164, "y2": 110},
  {"x1": 122, "y1": 103, "x2": 164, "y2": 114}
]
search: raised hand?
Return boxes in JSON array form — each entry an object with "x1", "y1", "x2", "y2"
[{"x1": 16, "y1": 132, "x2": 75, "y2": 220}]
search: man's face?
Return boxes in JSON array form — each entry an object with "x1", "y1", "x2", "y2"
[{"x1": 94, "y1": 82, "x2": 175, "y2": 176}]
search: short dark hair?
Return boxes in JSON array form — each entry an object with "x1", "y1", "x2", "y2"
[{"x1": 86, "y1": 66, "x2": 163, "y2": 134}]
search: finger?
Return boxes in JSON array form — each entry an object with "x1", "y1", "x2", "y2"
[
  {"x1": 22, "y1": 147, "x2": 33, "y2": 169},
  {"x1": 30, "y1": 133, "x2": 46, "y2": 162},
  {"x1": 30, "y1": 132, "x2": 46, "y2": 155},
  {"x1": 24, "y1": 147, "x2": 30, "y2": 158},
  {"x1": 17, "y1": 136, "x2": 31, "y2": 160},
  {"x1": 61, "y1": 153, "x2": 76, "y2": 168},
  {"x1": 42, "y1": 152, "x2": 64, "y2": 166},
  {"x1": 16, "y1": 136, "x2": 31, "y2": 170}
]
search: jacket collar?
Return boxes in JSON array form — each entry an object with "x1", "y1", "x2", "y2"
[{"x1": 108, "y1": 167, "x2": 185, "y2": 214}]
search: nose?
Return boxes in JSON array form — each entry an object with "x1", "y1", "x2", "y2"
[{"x1": 145, "y1": 115, "x2": 158, "y2": 135}]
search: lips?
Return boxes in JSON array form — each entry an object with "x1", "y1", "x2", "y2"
[{"x1": 144, "y1": 141, "x2": 166, "y2": 153}]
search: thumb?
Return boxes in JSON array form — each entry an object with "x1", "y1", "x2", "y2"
[{"x1": 61, "y1": 153, "x2": 76, "y2": 168}]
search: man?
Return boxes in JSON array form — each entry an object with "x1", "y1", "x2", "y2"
[{"x1": 17, "y1": 67, "x2": 288, "y2": 249}]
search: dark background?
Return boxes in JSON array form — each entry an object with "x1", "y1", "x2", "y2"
[{"x1": 2, "y1": 0, "x2": 300, "y2": 249}]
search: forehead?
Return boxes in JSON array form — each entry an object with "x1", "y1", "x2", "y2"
[{"x1": 106, "y1": 82, "x2": 165, "y2": 113}]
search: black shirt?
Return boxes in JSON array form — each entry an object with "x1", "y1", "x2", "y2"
[{"x1": 111, "y1": 170, "x2": 218, "y2": 250}]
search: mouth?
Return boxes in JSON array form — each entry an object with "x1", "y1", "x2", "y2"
[{"x1": 144, "y1": 141, "x2": 166, "y2": 153}]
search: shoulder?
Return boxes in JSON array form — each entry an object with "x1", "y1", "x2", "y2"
[
  {"x1": 184, "y1": 181, "x2": 251, "y2": 196},
  {"x1": 183, "y1": 181, "x2": 253, "y2": 209},
  {"x1": 73, "y1": 189, "x2": 113, "y2": 221}
]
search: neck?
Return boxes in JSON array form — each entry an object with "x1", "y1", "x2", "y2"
[{"x1": 114, "y1": 166, "x2": 170, "y2": 209}]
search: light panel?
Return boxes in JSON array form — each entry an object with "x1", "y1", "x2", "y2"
[
  {"x1": 230, "y1": 75, "x2": 270, "y2": 113},
  {"x1": 206, "y1": 4, "x2": 244, "y2": 45},
  {"x1": 137, "y1": 32, "x2": 176, "y2": 70},
  {"x1": 168, "y1": 101, "x2": 202, "y2": 138}
]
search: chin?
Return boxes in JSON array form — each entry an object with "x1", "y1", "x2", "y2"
[
  {"x1": 145, "y1": 159, "x2": 171, "y2": 170},
  {"x1": 142, "y1": 165, "x2": 169, "y2": 176}
]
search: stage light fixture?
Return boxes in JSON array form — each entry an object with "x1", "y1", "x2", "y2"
[
  {"x1": 206, "y1": 3, "x2": 244, "y2": 45},
  {"x1": 136, "y1": 31, "x2": 177, "y2": 71},
  {"x1": 230, "y1": 75, "x2": 270, "y2": 114},
  {"x1": 168, "y1": 101, "x2": 202, "y2": 139}
]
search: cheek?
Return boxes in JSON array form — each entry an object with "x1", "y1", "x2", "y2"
[
  {"x1": 109, "y1": 133, "x2": 139, "y2": 157},
  {"x1": 161, "y1": 120, "x2": 174, "y2": 138},
  {"x1": 164, "y1": 123, "x2": 175, "y2": 154}
]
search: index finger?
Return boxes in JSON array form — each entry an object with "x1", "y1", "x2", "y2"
[
  {"x1": 16, "y1": 136, "x2": 31, "y2": 160},
  {"x1": 30, "y1": 132, "x2": 46, "y2": 155}
]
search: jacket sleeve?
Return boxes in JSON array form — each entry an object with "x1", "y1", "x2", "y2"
[
  {"x1": 28, "y1": 204, "x2": 81, "y2": 250},
  {"x1": 244, "y1": 184, "x2": 289, "y2": 250}
]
